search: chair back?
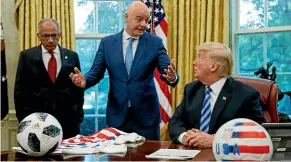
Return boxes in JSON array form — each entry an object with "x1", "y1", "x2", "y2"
[{"x1": 234, "y1": 76, "x2": 279, "y2": 123}]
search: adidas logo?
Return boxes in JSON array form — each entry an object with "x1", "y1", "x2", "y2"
[{"x1": 31, "y1": 123, "x2": 40, "y2": 129}]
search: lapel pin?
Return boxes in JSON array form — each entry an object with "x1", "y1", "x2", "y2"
[
  {"x1": 65, "y1": 56, "x2": 68, "y2": 59},
  {"x1": 223, "y1": 96, "x2": 226, "y2": 100}
]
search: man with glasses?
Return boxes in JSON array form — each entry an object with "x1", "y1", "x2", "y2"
[{"x1": 14, "y1": 18, "x2": 84, "y2": 139}]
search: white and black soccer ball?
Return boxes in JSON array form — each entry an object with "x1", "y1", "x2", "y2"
[{"x1": 17, "y1": 112, "x2": 63, "y2": 157}]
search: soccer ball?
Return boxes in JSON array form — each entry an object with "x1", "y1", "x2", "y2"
[
  {"x1": 17, "y1": 112, "x2": 63, "y2": 157},
  {"x1": 213, "y1": 118, "x2": 273, "y2": 161}
]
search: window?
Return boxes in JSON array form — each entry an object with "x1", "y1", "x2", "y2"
[
  {"x1": 232, "y1": 0, "x2": 291, "y2": 116},
  {"x1": 74, "y1": 0, "x2": 134, "y2": 135}
]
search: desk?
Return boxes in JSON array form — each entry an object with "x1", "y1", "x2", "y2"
[
  {"x1": 3, "y1": 140, "x2": 291, "y2": 161},
  {"x1": 1, "y1": 140, "x2": 214, "y2": 161}
]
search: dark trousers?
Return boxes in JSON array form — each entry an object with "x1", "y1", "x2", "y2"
[
  {"x1": 62, "y1": 124, "x2": 80, "y2": 139},
  {"x1": 117, "y1": 108, "x2": 160, "y2": 140}
]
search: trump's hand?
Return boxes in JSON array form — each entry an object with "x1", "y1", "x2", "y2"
[
  {"x1": 69, "y1": 67, "x2": 86, "y2": 88},
  {"x1": 187, "y1": 129, "x2": 214, "y2": 148},
  {"x1": 162, "y1": 59, "x2": 176, "y2": 82},
  {"x1": 182, "y1": 130, "x2": 196, "y2": 146}
]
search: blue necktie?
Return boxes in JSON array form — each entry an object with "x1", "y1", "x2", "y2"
[
  {"x1": 200, "y1": 86, "x2": 212, "y2": 133},
  {"x1": 125, "y1": 37, "x2": 134, "y2": 74},
  {"x1": 125, "y1": 37, "x2": 134, "y2": 107}
]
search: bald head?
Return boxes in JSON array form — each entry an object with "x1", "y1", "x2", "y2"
[
  {"x1": 124, "y1": 1, "x2": 149, "y2": 37},
  {"x1": 126, "y1": 1, "x2": 149, "y2": 15}
]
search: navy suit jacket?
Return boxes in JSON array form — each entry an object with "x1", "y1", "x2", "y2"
[
  {"x1": 169, "y1": 77, "x2": 265, "y2": 143},
  {"x1": 14, "y1": 45, "x2": 84, "y2": 139},
  {"x1": 85, "y1": 30, "x2": 179, "y2": 127}
]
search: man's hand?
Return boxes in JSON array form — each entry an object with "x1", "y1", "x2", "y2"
[
  {"x1": 182, "y1": 129, "x2": 200, "y2": 146},
  {"x1": 187, "y1": 129, "x2": 214, "y2": 148},
  {"x1": 69, "y1": 67, "x2": 86, "y2": 88},
  {"x1": 182, "y1": 130, "x2": 194, "y2": 146},
  {"x1": 162, "y1": 59, "x2": 176, "y2": 82}
]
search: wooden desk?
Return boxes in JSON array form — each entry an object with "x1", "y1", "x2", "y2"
[{"x1": 1, "y1": 140, "x2": 215, "y2": 161}]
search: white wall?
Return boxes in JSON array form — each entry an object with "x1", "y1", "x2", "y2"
[{"x1": 1, "y1": 0, "x2": 20, "y2": 150}]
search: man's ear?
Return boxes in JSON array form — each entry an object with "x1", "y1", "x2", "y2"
[
  {"x1": 37, "y1": 33, "x2": 41, "y2": 41},
  {"x1": 211, "y1": 63, "x2": 219, "y2": 72},
  {"x1": 124, "y1": 13, "x2": 129, "y2": 23}
]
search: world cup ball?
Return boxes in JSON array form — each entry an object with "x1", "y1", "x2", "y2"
[
  {"x1": 213, "y1": 118, "x2": 273, "y2": 160},
  {"x1": 17, "y1": 112, "x2": 63, "y2": 157}
]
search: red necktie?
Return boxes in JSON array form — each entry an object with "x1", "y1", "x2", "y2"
[
  {"x1": 48, "y1": 51, "x2": 57, "y2": 83},
  {"x1": 48, "y1": 51, "x2": 57, "y2": 109}
]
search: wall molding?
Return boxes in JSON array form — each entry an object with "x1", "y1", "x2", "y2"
[{"x1": 1, "y1": 110, "x2": 18, "y2": 125}]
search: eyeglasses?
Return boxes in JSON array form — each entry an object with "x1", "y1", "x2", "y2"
[{"x1": 39, "y1": 34, "x2": 60, "y2": 40}]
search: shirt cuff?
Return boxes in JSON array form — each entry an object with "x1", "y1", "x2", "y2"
[
  {"x1": 168, "y1": 73, "x2": 177, "y2": 83},
  {"x1": 178, "y1": 132, "x2": 187, "y2": 144}
]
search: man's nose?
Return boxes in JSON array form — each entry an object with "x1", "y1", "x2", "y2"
[
  {"x1": 48, "y1": 36, "x2": 54, "y2": 42},
  {"x1": 193, "y1": 59, "x2": 197, "y2": 65},
  {"x1": 141, "y1": 20, "x2": 147, "y2": 27}
]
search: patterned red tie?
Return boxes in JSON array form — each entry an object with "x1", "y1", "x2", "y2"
[{"x1": 48, "y1": 51, "x2": 57, "y2": 83}]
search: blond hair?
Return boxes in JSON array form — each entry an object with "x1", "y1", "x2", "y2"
[{"x1": 197, "y1": 42, "x2": 233, "y2": 76}]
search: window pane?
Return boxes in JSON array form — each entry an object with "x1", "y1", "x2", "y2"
[
  {"x1": 98, "y1": 1, "x2": 120, "y2": 33},
  {"x1": 278, "y1": 95, "x2": 291, "y2": 116},
  {"x1": 98, "y1": 117, "x2": 108, "y2": 131},
  {"x1": 268, "y1": 0, "x2": 291, "y2": 27},
  {"x1": 74, "y1": 0, "x2": 95, "y2": 33},
  {"x1": 240, "y1": 0, "x2": 265, "y2": 30},
  {"x1": 238, "y1": 34, "x2": 264, "y2": 74},
  {"x1": 276, "y1": 74, "x2": 291, "y2": 92},
  {"x1": 97, "y1": 77, "x2": 109, "y2": 115},
  {"x1": 83, "y1": 87, "x2": 96, "y2": 115},
  {"x1": 80, "y1": 117, "x2": 96, "y2": 136},
  {"x1": 76, "y1": 39, "x2": 98, "y2": 115},
  {"x1": 267, "y1": 32, "x2": 291, "y2": 72},
  {"x1": 76, "y1": 39, "x2": 98, "y2": 73},
  {"x1": 276, "y1": 74, "x2": 291, "y2": 116}
]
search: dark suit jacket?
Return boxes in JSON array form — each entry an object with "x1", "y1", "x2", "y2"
[
  {"x1": 14, "y1": 45, "x2": 84, "y2": 139},
  {"x1": 85, "y1": 30, "x2": 179, "y2": 127},
  {"x1": 169, "y1": 77, "x2": 265, "y2": 143}
]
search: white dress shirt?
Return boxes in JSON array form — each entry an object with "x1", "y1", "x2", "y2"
[
  {"x1": 122, "y1": 30, "x2": 139, "y2": 62},
  {"x1": 177, "y1": 77, "x2": 227, "y2": 144},
  {"x1": 41, "y1": 45, "x2": 62, "y2": 77}
]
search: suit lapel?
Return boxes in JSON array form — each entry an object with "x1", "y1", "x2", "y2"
[
  {"x1": 190, "y1": 85, "x2": 206, "y2": 129},
  {"x1": 56, "y1": 45, "x2": 68, "y2": 82},
  {"x1": 114, "y1": 31, "x2": 129, "y2": 78},
  {"x1": 128, "y1": 32, "x2": 148, "y2": 79},
  {"x1": 209, "y1": 77, "x2": 233, "y2": 133}
]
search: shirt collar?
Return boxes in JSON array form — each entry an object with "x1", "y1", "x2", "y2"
[
  {"x1": 41, "y1": 45, "x2": 60, "y2": 54},
  {"x1": 123, "y1": 29, "x2": 140, "y2": 41},
  {"x1": 208, "y1": 77, "x2": 227, "y2": 96}
]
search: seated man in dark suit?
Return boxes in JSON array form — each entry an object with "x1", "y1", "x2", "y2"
[
  {"x1": 14, "y1": 18, "x2": 84, "y2": 139},
  {"x1": 169, "y1": 42, "x2": 265, "y2": 148}
]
